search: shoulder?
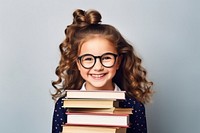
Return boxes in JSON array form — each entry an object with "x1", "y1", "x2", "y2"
[
  {"x1": 52, "y1": 97, "x2": 67, "y2": 133},
  {"x1": 53, "y1": 97, "x2": 67, "y2": 121},
  {"x1": 54, "y1": 97, "x2": 66, "y2": 112},
  {"x1": 55, "y1": 97, "x2": 64, "y2": 106},
  {"x1": 119, "y1": 96, "x2": 145, "y2": 110}
]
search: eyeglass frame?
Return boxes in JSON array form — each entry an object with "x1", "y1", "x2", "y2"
[{"x1": 77, "y1": 52, "x2": 119, "y2": 69}]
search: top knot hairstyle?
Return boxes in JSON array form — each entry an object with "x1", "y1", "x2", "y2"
[
  {"x1": 72, "y1": 9, "x2": 102, "y2": 25},
  {"x1": 52, "y1": 9, "x2": 153, "y2": 103}
]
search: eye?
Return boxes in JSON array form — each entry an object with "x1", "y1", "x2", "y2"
[
  {"x1": 102, "y1": 55, "x2": 113, "y2": 61},
  {"x1": 82, "y1": 56, "x2": 94, "y2": 61}
]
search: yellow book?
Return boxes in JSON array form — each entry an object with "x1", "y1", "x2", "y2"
[
  {"x1": 62, "y1": 99, "x2": 120, "y2": 108},
  {"x1": 68, "y1": 107, "x2": 133, "y2": 114}
]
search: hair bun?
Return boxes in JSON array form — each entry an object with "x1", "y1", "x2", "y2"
[
  {"x1": 72, "y1": 9, "x2": 86, "y2": 24},
  {"x1": 73, "y1": 9, "x2": 102, "y2": 25}
]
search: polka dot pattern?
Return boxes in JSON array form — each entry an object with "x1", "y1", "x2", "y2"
[
  {"x1": 120, "y1": 97, "x2": 147, "y2": 133},
  {"x1": 52, "y1": 96, "x2": 147, "y2": 133},
  {"x1": 52, "y1": 98, "x2": 67, "y2": 133}
]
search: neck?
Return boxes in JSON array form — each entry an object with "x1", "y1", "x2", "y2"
[{"x1": 85, "y1": 82, "x2": 115, "y2": 91}]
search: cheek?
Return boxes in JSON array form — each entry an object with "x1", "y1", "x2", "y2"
[
  {"x1": 109, "y1": 66, "x2": 118, "y2": 76},
  {"x1": 80, "y1": 69, "x2": 87, "y2": 75},
  {"x1": 79, "y1": 68, "x2": 89, "y2": 78},
  {"x1": 114, "y1": 60, "x2": 121, "y2": 70},
  {"x1": 116, "y1": 58, "x2": 122, "y2": 70},
  {"x1": 77, "y1": 62, "x2": 88, "y2": 77}
]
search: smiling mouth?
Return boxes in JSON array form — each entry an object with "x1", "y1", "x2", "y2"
[{"x1": 90, "y1": 74, "x2": 105, "y2": 78}]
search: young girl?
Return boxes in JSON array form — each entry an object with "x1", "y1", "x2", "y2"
[{"x1": 52, "y1": 9, "x2": 153, "y2": 133}]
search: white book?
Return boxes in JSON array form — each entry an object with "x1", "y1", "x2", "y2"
[
  {"x1": 66, "y1": 112, "x2": 129, "y2": 127},
  {"x1": 65, "y1": 90, "x2": 126, "y2": 100},
  {"x1": 62, "y1": 125, "x2": 127, "y2": 133}
]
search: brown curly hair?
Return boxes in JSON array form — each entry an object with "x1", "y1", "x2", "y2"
[{"x1": 51, "y1": 9, "x2": 153, "y2": 103}]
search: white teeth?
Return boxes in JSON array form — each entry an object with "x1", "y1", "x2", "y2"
[{"x1": 91, "y1": 74, "x2": 104, "y2": 78}]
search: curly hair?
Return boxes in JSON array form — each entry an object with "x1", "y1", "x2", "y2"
[{"x1": 51, "y1": 9, "x2": 153, "y2": 103}]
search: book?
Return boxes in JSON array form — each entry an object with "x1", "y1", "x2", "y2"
[
  {"x1": 65, "y1": 90, "x2": 126, "y2": 100},
  {"x1": 62, "y1": 90, "x2": 130, "y2": 132},
  {"x1": 66, "y1": 112, "x2": 129, "y2": 127},
  {"x1": 68, "y1": 107, "x2": 133, "y2": 114},
  {"x1": 62, "y1": 124, "x2": 127, "y2": 133},
  {"x1": 62, "y1": 99, "x2": 121, "y2": 108}
]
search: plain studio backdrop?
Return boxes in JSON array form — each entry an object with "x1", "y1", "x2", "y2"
[{"x1": 0, "y1": 0, "x2": 199, "y2": 133}]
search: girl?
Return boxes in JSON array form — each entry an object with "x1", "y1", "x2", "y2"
[{"x1": 52, "y1": 9, "x2": 153, "y2": 133}]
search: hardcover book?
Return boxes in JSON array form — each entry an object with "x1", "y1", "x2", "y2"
[
  {"x1": 62, "y1": 99, "x2": 120, "y2": 108},
  {"x1": 65, "y1": 90, "x2": 126, "y2": 100},
  {"x1": 67, "y1": 107, "x2": 133, "y2": 114},
  {"x1": 62, "y1": 124, "x2": 127, "y2": 133},
  {"x1": 66, "y1": 112, "x2": 130, "y2": 127}
]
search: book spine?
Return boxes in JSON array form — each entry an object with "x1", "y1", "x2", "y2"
[
  {"x1": 64, "y1": 123, "x2": 129, "y2": 128},
  {"x1": 66, "y1": 91, "x2": 126, "y2": 99},
  {"x1": 66, "y1": 112, "x2": 129, "y2": 116}
]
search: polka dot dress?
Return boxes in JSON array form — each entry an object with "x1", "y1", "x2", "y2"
[
  {"x1": 52, "y1": 96, "x2": 147, "y2": 133},
  {"x1": 52, "y1": 98, "x2": 67, "y2": 133},
  {"x1": 120, "y1": 97, "x2": 147, "y2": 133}
]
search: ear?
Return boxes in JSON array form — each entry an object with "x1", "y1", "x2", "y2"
[{"x1": 116, "y1": 55, "x2": 122, "y2": 70}]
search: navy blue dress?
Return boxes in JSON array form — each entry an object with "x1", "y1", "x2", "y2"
[{"x1": 52, "y1": 96, "x2": 147, "y2": 133}]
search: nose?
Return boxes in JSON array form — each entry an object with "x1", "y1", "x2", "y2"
[{"x1": 93, "y1": 58, "x2": 103, "y2": 71}]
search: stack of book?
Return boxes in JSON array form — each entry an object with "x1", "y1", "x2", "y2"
[{"x1": 62, "y1": 90, "x2": 132, "y2": 133}]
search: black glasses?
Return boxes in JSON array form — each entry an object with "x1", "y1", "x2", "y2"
[{"x1": 78, "y1": 52, "x2": 119, "y2": 69}]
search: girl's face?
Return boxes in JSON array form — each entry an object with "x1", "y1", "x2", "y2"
[{"x1": 77, "y1": 37, "x2": 121, "y2": 91}]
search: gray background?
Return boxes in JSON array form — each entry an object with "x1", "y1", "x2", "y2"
[{"x1": 0, "y1": 0, "x2": 199, "y2": 133}]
